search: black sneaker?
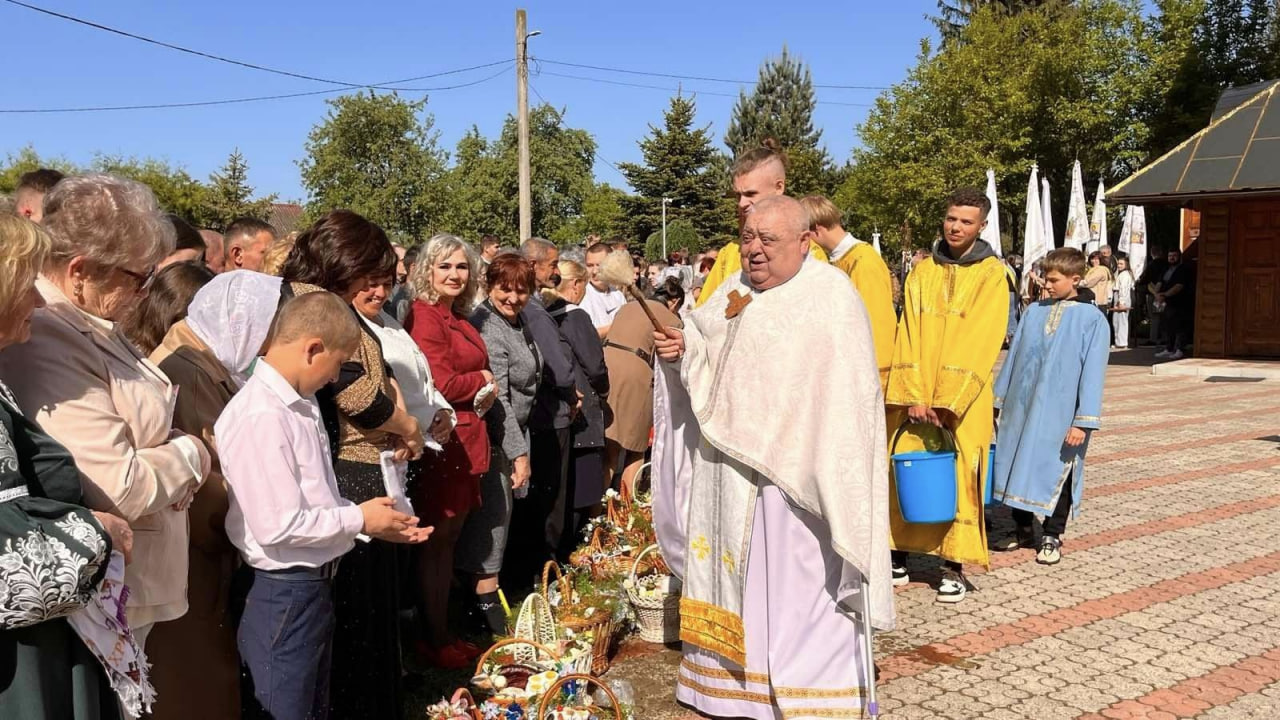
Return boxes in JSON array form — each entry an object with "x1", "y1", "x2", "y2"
[
  {"x1": 892, "y1": 564, "x2": 909, "y2": 587},
  {"x1": 991, "y1": 525, "x2": 1038, "y2": 552}
]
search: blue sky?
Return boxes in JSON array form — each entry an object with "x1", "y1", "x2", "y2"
[{"x1": 2, "y1": 0, "x2": 938, "y2": 201}]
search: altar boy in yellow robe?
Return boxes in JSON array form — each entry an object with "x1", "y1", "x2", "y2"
[
  {"x1": 886, "y1": 187, "x2": 1010, "y2": 604},
  {"x1": 800, "y1": 195, "x2": 896, "y2": 391},
  {"x1": 696, "y1": 139, "x2": 828, "y2": 307}
]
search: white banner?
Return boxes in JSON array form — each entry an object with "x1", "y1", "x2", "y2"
[
  {"x1": 1089, "y1": 179, "x2": 1107, "y2": 255},
  {"x1": 1118, "y1": 205, "x2": 1147, "y2": 279},
  {"x1": 1022, "y1": 164, "x2": 1046, "y2": 296},
  {"x1": 980, "y1": 168, "x2": 1002, "y2": 257},
  {"x1": 1065, "y1": 161, "x2": 1090, "y2": 251},
  {"x1": 1041, "y1": 176, "x2": 1055, "y2": 257}
]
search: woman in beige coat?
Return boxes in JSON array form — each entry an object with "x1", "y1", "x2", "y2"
[{"x1": 0, "y1": 174, "x2": 211, "y2": 650}]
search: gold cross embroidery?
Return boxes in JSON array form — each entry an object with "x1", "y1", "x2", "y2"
[
  {"x1": 721, "y1": 550, "x2": 736, "y2": 574},
  {"x1": 691, "y1": 535, "x2": 711, "y2": 561},
  {"x1": 725, "y1": 290, "x2": 752, "y2": 319}
]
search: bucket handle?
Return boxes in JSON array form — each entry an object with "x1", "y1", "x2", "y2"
[{"x1": 891, "y1": 421, "x2": 958, "y2": 456}]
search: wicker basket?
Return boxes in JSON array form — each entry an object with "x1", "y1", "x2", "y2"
[
  {"x1": 626, "y1": 544, "x2": 680, "y2": 644},
  {"x1": 570, "y1": 527, "x2": 652, "y2": 581},
  {"x1": 535, "y1": 673, "x2": 625, "y2": 719},
  {"x1": 428, "y1": 688, "x2": 481, "y2": 720},
  {"x1": 471, "y1": 638, "x2": 561, "y2": 710},
  {"x1": 543, "y1": 562, "x2": 615, "y2": 676},
  {"x1": 512, "y1": 592, "x2": 559, "y2": 665}
]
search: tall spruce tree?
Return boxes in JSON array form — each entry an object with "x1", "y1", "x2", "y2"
[
  {"x1": 618, "y1": 93, "x2": 728, "y2": 242},
  {"x1": 205, "y1": 149, "x2": 275, "y2": 231},
  {"x1": 725, "y1": 48, "x2": 835, "y2": 196},
  {"x1": 933, "y1": 0, "x2": 1055, "y2": 42}
]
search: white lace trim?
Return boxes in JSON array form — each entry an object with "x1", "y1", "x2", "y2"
[
  {"x1": 0, "y1": 486, "x2": 29, "y2": 503},
  {"x1": 0, "y1": 514, "x2": 107, "y2": 629}
]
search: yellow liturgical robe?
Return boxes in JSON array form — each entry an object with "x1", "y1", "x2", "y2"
[
  {"x1": 696, "y1": 241, "x2": 830, "y2": 307},
  {"x1": 830, "y1": 237, "x2": 897, "y2": 392},
  {"x1": 885, "y1": 244, "x2": 1009, "y2": 568}
]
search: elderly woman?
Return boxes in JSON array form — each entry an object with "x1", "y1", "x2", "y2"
[
  {"x1": 0, "y1": 175, "x2": 211, "y2": 651},
  {"x1": 279, "y1": 210, "x2": 424, "y2": 720},
  {"x1": 143, "y1": 270, "x2": 283, "y2": 720},
  {"x1": 543, "y1": 259, "x2": 610, "y2": 556},
  {"x1": 122, "y1": 261, "x2": 215, "y2": 354},
  {"x1": 462, "y1": 254, "x2": 542, "y2": 634},
  {"x1": 603, "y1": 284, "x2": 682, "y2": 495},
  {"x1": 403, "y1": 234, "x2": 494, "y2": 668},
  {"x1": 0, "y1": 215, "x2": 136, "y2": 719}
]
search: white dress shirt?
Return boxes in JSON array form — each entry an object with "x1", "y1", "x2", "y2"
[
  {"x1": 828, "y1": 232, "x2": 861, "y2": 263},
  {"x1": 580, "y1": 283, "x2": 626, "y2": 328},
  {"x1": 359, "y1": 311, "x2": 456, "y2": 449},
  {"x1": 216, "y1": 359, "x2": 365, "y2": 570}
]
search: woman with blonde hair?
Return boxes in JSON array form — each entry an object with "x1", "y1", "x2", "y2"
[
  {"x1": 0, "y1": 215, "x2": 138, "y2": 718},
  {"x1": 403, "y1": 234, "x2": 495, "y2": 668},
  {"x1": 0, "y1": 174, "x2": 211, "y2": 653},
  {"x1": 543, "y1": 259, "x2": 610, "y2": 554}
]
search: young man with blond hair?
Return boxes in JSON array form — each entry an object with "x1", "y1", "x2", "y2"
[{"x1": 800, "y1": 194, "x2": 897, "y2": 391}]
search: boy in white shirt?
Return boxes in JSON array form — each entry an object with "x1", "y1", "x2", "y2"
[{"x1": 217, "y1": 292, "x2": 432, "y2": 720}]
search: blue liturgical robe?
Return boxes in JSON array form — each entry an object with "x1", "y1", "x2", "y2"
[{"x1": 991, "y1": 298, "x2": 1110, "y2": 517}]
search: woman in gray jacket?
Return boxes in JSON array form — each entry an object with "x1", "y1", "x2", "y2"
[{"x1": 461, "y1": 253, "x2": 542, "y2": 634}]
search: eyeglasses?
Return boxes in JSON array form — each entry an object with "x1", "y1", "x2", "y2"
[{"x1": 115, "y1": 265, "x2": 156, "y2": 292}]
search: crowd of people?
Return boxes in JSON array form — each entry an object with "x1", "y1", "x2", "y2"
[{"x1": 0, "y1": 143, "x2": 1158, "y2": 720}]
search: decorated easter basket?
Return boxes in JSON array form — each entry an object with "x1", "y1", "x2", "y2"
[
  {"x1": 536, "y1": 673, "x2": 626, "y2": 720},
  {"x1": 425, "y1": 688, "x2": 482, "y2": 720},
  {"x1": 512, "y1": 592, "x2": 560, "y2": 665},
  {"x1": 543, "y1": 562, "x2": 615, "y2": 675},
  {"x1": 471, "y1": 638, "x2": 562, "y2": 711},
  {"x1": 625, "y1": 544, "x2": 680, "y2": 644}
]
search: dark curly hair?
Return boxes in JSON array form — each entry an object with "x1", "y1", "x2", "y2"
[
  {"x1": 281, "y1": 210, "x2": 396, "y2": 296},
  {"x1": 945, "y1": 186, "x2": 992, "y2": 219}
]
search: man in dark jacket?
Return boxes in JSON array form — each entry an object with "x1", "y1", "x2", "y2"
[
  {"x1": 503, "y1": 237, "x2": 579, "y2": 589},
  {"x1": 1137, "y1": 246, "x2": 1168, "y2": 346}
]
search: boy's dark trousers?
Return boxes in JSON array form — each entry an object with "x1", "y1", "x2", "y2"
[
  {"x1": 1012, "y1": 475, "x2": 1074, "y2": 538},
  {"x1": 237, "y1": 564, "x2": 338, "y2": 720}
]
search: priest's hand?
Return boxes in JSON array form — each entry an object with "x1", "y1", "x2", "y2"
[
  {"x1": 1064, "y1": 427, "x2": 1087, "y2": 447},
  {"x1": 654, "y1": 327, "x2": 685, "y2": 362},
  {"x1": 907, "y1": 405, "x2": 943, "y2": 427}
]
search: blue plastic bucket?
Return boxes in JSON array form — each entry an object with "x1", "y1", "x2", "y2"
[
  {"x1": 891, "y1": 424, "x2": 958, "y2": 524},
  {"x1": 984, "y1": 442, "x2": 997, "y2": 506}
]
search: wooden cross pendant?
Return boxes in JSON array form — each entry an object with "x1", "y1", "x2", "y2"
[{"x1": 725, "y1": 290, "x2": 752, "y2": 319}]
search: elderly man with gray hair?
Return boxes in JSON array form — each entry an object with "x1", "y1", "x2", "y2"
[
  {"x1": 501, "y1": 237, "x2": 581, "y2": 584},
  {"x1": 652, "y1": 195, "x2": 894, "y2": 719}
]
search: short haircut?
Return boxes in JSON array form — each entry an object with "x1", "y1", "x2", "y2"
[
  {"x1": 751, "y1": 195, "x2": 810, "y2": 236},
  {"x1": 607, "y1": 236, "x2": 629, "y2": 253},
  {"x1": 269, "y1": 291, "x2": 361, "y2": 353},
  {"x1": 649, "y1": 259, "x2": 669, "y2": 270},
  {"x1": 410, "y1": 233, "x2": 479, "y2": 308},
  {"x1": 0, "y1": 215, "x2": 51, "y2": 316},
  {"x1": 1042, "y1": 247, "x2": 1087, "y2": 278},
  {"x1": 167, "y1": 214, "x2": 206, "y2": 253},
  {"x1": 16, "y1": 168, "x2": 65, "y2": 194},
  {"x1": 282, "y1": 210, "x2": 396, "y2": 294},
  {"x1": 520, "y1": 237, "x2": 556, "y2": 260},
  {"x1": 403, "y1": 245, "x2": 421, "y2": 268},
  {"x1": 799, "y1": 195, "x2": 842, "y2": 230},
  {"x1": 260, "y1": 233, "x2": 298, "y2": 276},
  {"x1": 485, "y1": 252, "x2": 536, "y2": 293},
  {"x1": 698, "y1": 256, "x2": 716, "y2": 273},
  {"x1": 480, "y1": 234, "x2": 500, "y2": 249},
  {"x1": 585, "y1": 242, "x2": 610, "y2": 256},
  {"x1": 122, "y1": 261, "x2": 215, "y2": 354},
  {"x1": 731, "y1": 137, "x2": 788, "y2": 179},
  {"x1": 945, "y1": 187, "x2": 992, "y2": 219},
  {"x1": 42, "y1": 173, "x2": 175, "y2": 270},
  {"x1": 651, "y1": 276, "x2": 686, "y2": 312}
]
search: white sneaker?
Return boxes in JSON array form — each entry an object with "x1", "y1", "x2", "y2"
[
  {"x1": 1169, "y1": 350, "x2": 1184, "y2": 360},
  {"x1": 936, "y1": 570, "x2": 967, "y2": 604},
  {"x1": 1036, "y1": 536, "x2": 1062, "y2": 565},
  {"x1": 892, "y1": 564, "x2": 909, "y2": 587}
]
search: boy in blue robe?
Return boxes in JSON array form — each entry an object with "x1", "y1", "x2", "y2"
[{"x1": 989, "y1": 247, "x2": 1110, "y2": 565}]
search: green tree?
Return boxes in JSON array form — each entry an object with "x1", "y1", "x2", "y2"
[
  {"x1": 843, "y1": 1, "x2": 1153, "y2": 255},
  {"x1": 725, "y1": 48, "x2": 836, "y2": 196},
  {"x1": 91, "y1": 155, "x2": 209, "y2": 225},
  {"x1": 299, "y1": 92, "x2": 450, "y2": 238},
  {"x1": 644, "y1": 218, "x2": 703, "y2": 261},
  {"x1": 550, "y1": 183, "x2": 627, "y2": 246},
  {"x1": 618, "y1": 93, "x2": 729, "y2": 243},
  {"x1": 933, "y1": 0, "x2": 1056, "y2": 42},
  {"x1": 205, "y1": 149, "x2": 275, "y2": 231},
  {"x1": 443, "y1": 104, "x2": 597, "y2": 243}
]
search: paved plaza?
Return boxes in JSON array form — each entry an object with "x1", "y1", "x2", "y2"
[{"x1": 614, "y1": 348, "x2": 1280, "y2": 719}]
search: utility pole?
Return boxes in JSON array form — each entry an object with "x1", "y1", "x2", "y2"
[
  {"x1": 516, "y1": 10, "x2": 539, "y2": 242},
  {"x1": 661, "y1": 197, "x2": 672, "y2": 259}
]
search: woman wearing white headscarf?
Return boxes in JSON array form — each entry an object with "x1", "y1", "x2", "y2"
[{"x1": 144, "y1": 270, "x2": 282, "y2": 720}]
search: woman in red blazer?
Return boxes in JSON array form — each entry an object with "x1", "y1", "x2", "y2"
[{"x1": 404, "y1": 234, "x2": 494, "y2": 670}]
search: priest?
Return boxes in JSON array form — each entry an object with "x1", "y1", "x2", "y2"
[{"x1": 652, "y1": 195, "x2": 894, "y2": 719}]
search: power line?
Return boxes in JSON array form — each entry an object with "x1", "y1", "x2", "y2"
[
  {"x1": 531, "y1": 56, "x2": 888, "y2": 91},
  {"x1": 2, "y1": 0, "x2": 509, "y2": 90},
  {"x1": 536, "y1": 69, "x2": 873, "y2": 108},
  {"x1": 0, "y1": 63, "x2": 512, "y2": 114}
]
